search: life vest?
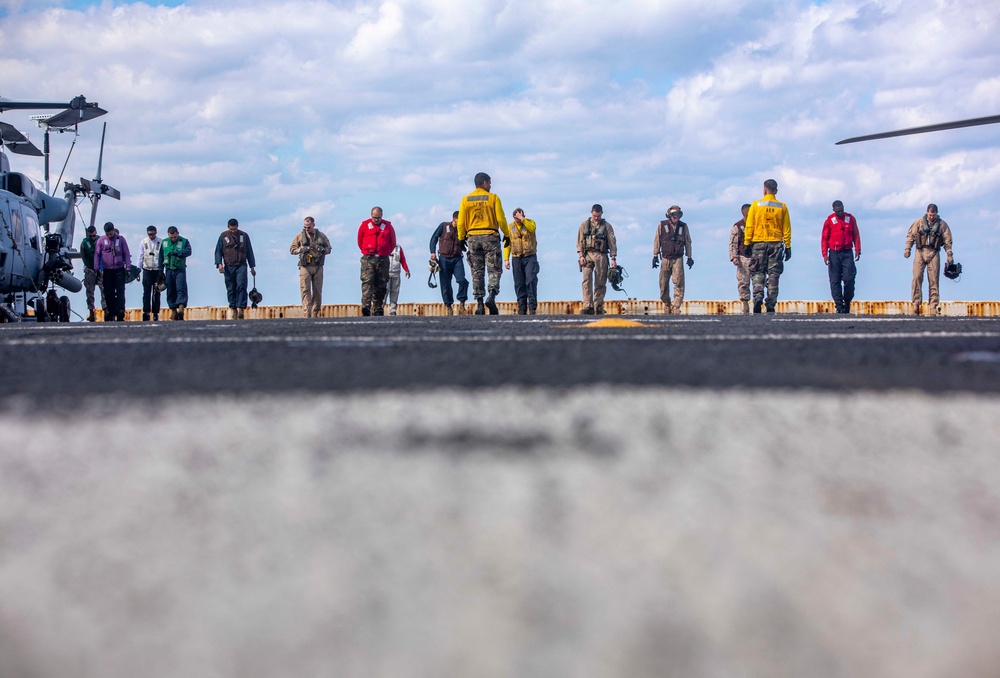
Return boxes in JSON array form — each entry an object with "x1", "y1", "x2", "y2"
[
  {"x1": 657, "y1": 220, "x2": 686, "y2": 258},
  {"x1": 437, "y1": 222, "x2": 460, "y2": 257},
  {"x1": 509, "y1": 220, "x2": 537, "y2": 257},
  {"x1": 581, "y1": 219, "x2": 608, "y2": 253},
  {"x1": 917, "y1": 219, "x2": 943, "y2": 249},
  {"x1": 221, "y1": 230, "x2": 249, "y2": 266}
]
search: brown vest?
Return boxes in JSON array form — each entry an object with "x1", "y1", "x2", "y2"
[
  {"x1": 657, "y1": 220, "x2": 686, "y2": 258},
  {"x1": 437, "y1": 222, "x2": 460, "y2": 258},
  {"x1": 221, "y1": 229, "x2": 249, "y2": 266}
]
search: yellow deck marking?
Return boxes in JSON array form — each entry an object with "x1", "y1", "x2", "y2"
[{"x1": 580, "y1": 318, "x2": 647, "y2": 328}]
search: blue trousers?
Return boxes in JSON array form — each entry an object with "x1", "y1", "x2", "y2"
[
  {"x1": 438, "y1": 255, "x2": 469, "y2": 307},
  {"x1": 510, "y1": 254, "x2": 539, "y2": 309},
  {"x1": 165, "y1": 269, "x2": 188, "y2": 308},
  {"x1": 223, "y1": 264, "x2": 248, "y2": 309},
  {"x1": 827, "y1": 250, "x2": 857, "y2": 309},
  {"x1": 102, "y1": 267, "x2": 127, "y2": 321}
]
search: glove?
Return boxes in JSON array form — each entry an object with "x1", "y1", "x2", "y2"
[
  {"x1": 651, "y1": 255, "x2": 659, "y2": 269},
  {"x1": 784, "y1": 248, "x2": 792, "y2": 261},
  {"x1": 903, "y1": 249, "x2": 910, "y2": 259},
  {"x1": 459, "y1": 239, "x2": 467, "y2": 252},
  {"x1": 824, "y1": 257, "x2": 830, "y2": 266},
  {"x1": 743, "y1": 244, "x2": 753, "y2": 258},
  {"x1": 686, "y1": 257, "x2": 694, "y2": 269}
]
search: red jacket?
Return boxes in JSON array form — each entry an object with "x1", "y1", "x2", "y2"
[
  {"x1": 357, "y1": 219, "x2": 397, "y2": 256},
  {"x1": 821, "y1": 212, "x2": 861, "y2": 258}
]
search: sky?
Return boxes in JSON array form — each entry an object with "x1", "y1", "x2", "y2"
[{"x1": 2, "y1": 0, "x2": 999, "y2": 311}]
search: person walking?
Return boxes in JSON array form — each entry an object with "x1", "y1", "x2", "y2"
[
  {"x1": 576, "y1": 204, "x2": 618, "y2": 315},
  {"x1": 138, "y1": 225, "x2": 163, "y2": 321},
  {"x1": 743, "y1": 179, "x2": 792, "y2": 314},
  {"x1": 457, "y1": 172, "x2": 509, "y2": 315},
  {"x1": 79, "y1": 224, "x2": 107, "y2": 322},
  {"x1": 357, "y1": 206, "x2": 396, "y2": 316},
  {"x1": 429, "y1": 211, "x2": 469, "y2": 315},
  {"x1": 904, "y1": 203, "x2": 955, "y2": 315},
  {"x1": 159, "y1": 226, "x2": 191, "y2": 320},
  {"x1": 651, "y1": 205, "x2": 694, "y2": 314},
  {"x1": 821, "y1": 200, "x2": 861, "y2": 314},
  {"x1": 504, "y1": 208, "x2": 539, "y2": 315},
  {"x1": 93, "y1": 221, "x2": 131, "y2": 322},
  {"x1": 214, "y1": 218, "x2": 256, "y2": 320},
  {"x1": 728, "y1": 204, "x2": 752, "y2": 313},
  {"x1": 289, "y1": 216, "x2": 332, "y2": 318},
  {"x1": 386, "y1": 244, "x2": 410, "y2": 316}
]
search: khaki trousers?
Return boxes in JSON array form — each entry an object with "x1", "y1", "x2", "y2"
[
  {"x1": 911, "y1": 248, "x2": 940, "y2": 313},
  {"x1": 581, "y1": 251, "x2": 609, "y2": 310},
  {"x1": 300, "y1": 265, "x2": 324, "y2": 317},
  {"x1": 658, "y1": 257, "x2": 685, "y2": 312}
]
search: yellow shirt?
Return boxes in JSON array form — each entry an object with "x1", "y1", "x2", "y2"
[
  {"x1": 744, "y1": 193, "x2": 791, "y2": 247},
  {"x1": 457, "y1": 187, "x2": 510, "y2": 241}
]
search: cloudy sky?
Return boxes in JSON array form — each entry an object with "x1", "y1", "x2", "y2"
[{"x1": 2, "y1": 0, "x2": 998, "y2": 310}]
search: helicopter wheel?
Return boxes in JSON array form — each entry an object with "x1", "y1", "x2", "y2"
[
  {"x1": 59, "y1": 296, "x2": 71, "y2": 323},
  {"x1": 34, "y1": 299, "x2": 48, "y2": 323}
]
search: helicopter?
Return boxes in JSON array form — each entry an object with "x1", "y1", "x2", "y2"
[{"x1": 1, "y1": 95, "x2": 117, "y2": 322}]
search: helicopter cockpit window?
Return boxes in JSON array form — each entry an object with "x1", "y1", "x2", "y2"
[
  {"x1": 23, "y1": 209, "x2": 39, "y2": 250},
  {"x1": 10, "y1": 207, "x2": 23, "y2": 245}
]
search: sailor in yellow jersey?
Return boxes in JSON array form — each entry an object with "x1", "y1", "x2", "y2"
[
  {"x1": 457, "y1": 172, "x2": 510, "y2": 315},
  {"x1": 743, "y1": 178, "x2": 792, "y2": 314}
]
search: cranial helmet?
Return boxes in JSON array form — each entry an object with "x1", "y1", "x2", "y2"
[
  {"x1": 607, "y1": 264, "x2": 628, "y2": 291},
  {"x1": 943, "y1": 262, "x2": 962, "y2": 280},
  {"x1": 248, "y1": 287, "x2": 263, "y2": 307}
]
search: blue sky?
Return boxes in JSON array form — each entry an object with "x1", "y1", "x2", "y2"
[{"x1": 2, "y1": 0, "x2": 999, "y2": 310}]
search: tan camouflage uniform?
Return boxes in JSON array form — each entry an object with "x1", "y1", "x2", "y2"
[{"x1": 577, "y1": 217, "x2": 617, "y2": 313}]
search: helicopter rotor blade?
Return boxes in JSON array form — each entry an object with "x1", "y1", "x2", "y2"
[
  {"x1": 0, "y1": 121, "x2": 44, "y2": 156},
  {"x1": 836, "y1": 114, "x2": 1000, "y2": 145}
]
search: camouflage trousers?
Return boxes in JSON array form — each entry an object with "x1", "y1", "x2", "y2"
[
  {"x1": 735, "y1": 255, "x2": 751, "y2": 302},
  {"x1": 467, "y1": 234, "x2": 502, "y2": 299},
  {"x1": 360, "y1": 255, "x2": 390, "y2": 310},
  {"x1": 83, "y1": 267, "x2": 107, "y2": 311},
  {"x1": 749, "y1": 242, "x2": 785, "y2": 310}
]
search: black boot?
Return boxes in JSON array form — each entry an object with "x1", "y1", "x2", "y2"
[
  {"x1": 142, "y1": 312, "x2": 150, "y2": 322},
  {"x1": 87, "y1": 310, "x2": 96, "y2": 322},
  {"x1": 361, "y1": 305, "x2": 371, "y2": 316},
  {"x1": 517, "y1": 303, "x2": 527, "y2": 315},
  {"x1": 844, "y1": 300, "x2": 851, "y2": 314},
  {"x1": 485, "y1": 291, "x2": 499, "y2": 315},
  {"x1": 474, "y1": 298, "x2": 485, "y2": 315},
  {"x1": 753, "y1": 300, "x2": 762, "y2": 314}
]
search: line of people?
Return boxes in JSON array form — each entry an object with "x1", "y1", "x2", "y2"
[{"x1": 79, "y1": 174, "x2": 959, "y2": 321}]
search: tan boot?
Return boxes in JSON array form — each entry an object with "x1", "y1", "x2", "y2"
[
  {"x1": 237, "y1": 308, "x2": 245, "y2": 320},
  {"x1": 177, "y1": 304, "x2": 185, "y2": 321},
  {"x1": 458, "y1": 302, "x2": 465, "y2": 315},
  {"x1": 741, "y1": 300, "x2": 750, "y2": 314},
  {"x1": 446, "y1": 305, "x2": 454, "y2": 316}
]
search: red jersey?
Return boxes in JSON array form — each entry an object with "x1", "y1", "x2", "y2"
[
  {"x1": 357, "y1": 219, "x2": 397, "y2": 256},
  {"x1": 821, "y1": 212, "x2": 861, "y2": 258}
]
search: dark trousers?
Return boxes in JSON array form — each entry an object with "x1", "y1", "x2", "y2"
[
  {"x1": 827, "y1": 250, "x2": 857, "y2": 310},
  {"x1": 438, "y1": 255, "x2": 469, "y2": 307},
  {"x1": 102, "y1": 267, "x2": 127, "y2": 321},
  {"x1": 141, "y1": 269, "x2": 162, "y2": 315},
  {"x1": 510, "y1": 254, "x2": 539, "y2": 310},
  {"x1": 165, "y1": 269, "x2": 188, "y2": 308},
  {"x1": 224, "y1": 264, "x2": 248, "y2": 309}
]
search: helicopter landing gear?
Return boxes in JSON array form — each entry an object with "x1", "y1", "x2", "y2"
[
  {"x1": 59, "y1": 296, "x2": 71, "y2": 323},
  {"x1": 34, "y1": 298, "x2": 48, "y2": 323}
]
